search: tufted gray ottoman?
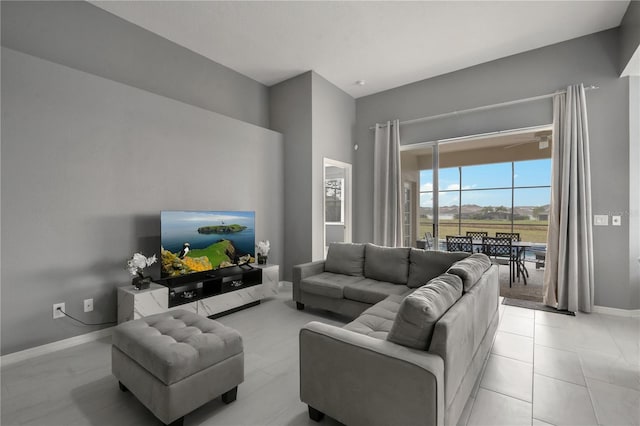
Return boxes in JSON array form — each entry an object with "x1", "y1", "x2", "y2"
[{"x1": 112, "y1": 309, "x2": 244, "y2": 426}]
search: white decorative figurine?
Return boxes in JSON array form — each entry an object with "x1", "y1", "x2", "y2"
[
  {"x1": 255, "y1": 240, "x2": 270, "y2": 265},
  {"x1": 126, "y1": 252, "x2": 157, "y2": 290}
]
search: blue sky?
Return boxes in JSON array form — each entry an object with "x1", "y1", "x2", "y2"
[{"x1": 420, "y1": 159, "x2": 551, "y2": 207}]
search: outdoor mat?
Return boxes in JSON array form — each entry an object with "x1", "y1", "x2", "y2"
[{"x1": 502, "y1": 298, "x2": 575, "y2": 316}]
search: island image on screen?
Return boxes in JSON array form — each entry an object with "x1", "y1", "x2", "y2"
[{"x1": 161, "y1": 210, "x2": 255, "y2": 277}]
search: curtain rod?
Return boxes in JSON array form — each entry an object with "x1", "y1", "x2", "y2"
[{"x1": 369, "y1": 84, "x2": 599, "y2": 130}]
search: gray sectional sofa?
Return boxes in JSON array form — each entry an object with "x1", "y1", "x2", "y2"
[{"x1": 294, "y1": 243, "x2": 499, "y2": 426}]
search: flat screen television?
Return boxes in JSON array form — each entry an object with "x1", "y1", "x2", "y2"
[{"x1": 161, "y1": 210, "x2": 255, "y2": 277}]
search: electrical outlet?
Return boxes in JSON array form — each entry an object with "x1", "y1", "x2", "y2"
[
  {"x1": 612, "y1": 215, "x2": 621, "y2": 226},
  {"x1": 53, "y1": 302, "x2": 65, "y2": 319},
  {"x1": 84, "y1": 298, "x2": 93, "y2": 312}
]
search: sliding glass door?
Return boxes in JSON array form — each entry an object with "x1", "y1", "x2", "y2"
[
  {"x1": 407, "y1": 126, "x2": 553, "y2": 251},
  {"x1": 419, "y1": 158, "x2": 551, "y2": 250},
  {"x1": 418, "y1": 143, "x2": 441, "y2": 250}
]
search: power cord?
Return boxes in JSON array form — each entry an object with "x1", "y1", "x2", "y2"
[{"x1": 56, "y1": 307, "x2": 117, "y2": 326}]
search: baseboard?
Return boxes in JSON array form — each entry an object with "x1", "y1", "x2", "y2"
[
  {"x1": 1, "y1": 326, "x2": 114, "y2": 367},
  {"x1": 593, "y1": 305, "x2": 640, "y2": 318}
]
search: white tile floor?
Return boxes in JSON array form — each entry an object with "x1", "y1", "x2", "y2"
[
  {"x1": 1, "y1": 287, "x2": 639, "y2": 426},
  {"x1": 462, "y1": 300, "x2": 640, "y2": 426}
]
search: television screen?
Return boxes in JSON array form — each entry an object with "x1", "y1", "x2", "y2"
[{"x1": 161, "y1": 210, "x2": 255, "y2": 277}]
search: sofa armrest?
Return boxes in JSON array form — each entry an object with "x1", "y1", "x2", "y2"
[
  {"x1": 300, "y1": 321, "x2": 444, "y2": 426},
  {"x1": 292, "y1": 260, "x2": 325, "y2": 302}
]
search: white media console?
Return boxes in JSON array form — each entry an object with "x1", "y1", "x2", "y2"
[{"x1": 117, "y1": 264, "x2": 279, "y2": 323}]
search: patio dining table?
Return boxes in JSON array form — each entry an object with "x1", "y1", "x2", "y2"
[
  {"x1": 443, "y1": 237, "x2": 532, "y2": 285},
  {"x1": 472, "y1": 239, "x2": 531, "y2": 285}
]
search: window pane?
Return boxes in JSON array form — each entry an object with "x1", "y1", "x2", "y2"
[
  {"x1": 419, "y1": 192, "x2": 434, "y2": 239},
  {"x1": 514, "y1": 159, "x2": 551, "y2": 187},
  {"x1": 419, "y1": 164, "x2": 434, "y2": 239},
  {"x1": 514, "y1": 188, "x2": 550, "y2": 243},
  {"x1": 439, "y1": 204, "x2": 459, "y2": 237},
  {"x1": 418, "y1": 157, "x2": 551, "y2": 250},
  {"x1": 325, "y1": 178, "x2": 343, "y2": 223},
  {"x1": 438, "y1": 167, "x2": 460, "y2": 191},
  {"x1": 462, "y1": 163, "x2": 512, "y2": 189},
  {"x1": 438, "y1": 166, "x2": 460, "y2": 238},
  {"x1": 420, "y1": 169, "x2": 433, "y2": 193},
  {"x1": 439, "y1": 189, "x2": 460, "y2": 207},
  {"x1": 459, "y1": 189, "x2": 512, "y2": 236},
  {"x1": 461, "y1": 189, "x2": 511, "y2": 209}
]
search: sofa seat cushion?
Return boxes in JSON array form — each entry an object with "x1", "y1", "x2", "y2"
[
  {"x1": 343, "y1": 278, "x2": 410, "y2": 305},
  {"x1": 447, "y1": 253, "x2": 492, "y2": 292},
  {"x1": 364, "y1": 243, "x2": 410, "y2": 284},
  {"x1": 325, "y1": 243, "x2": 365, "y2": 276},
  {"x1": 300, "y1": 272, "x2": 365, "y2": 299},
  {"x1": 407, "y1": 249, "x2": 470, "y2": 288},
  {"x1": 387, "y1": 273, "x2": 463, "y2": 350},
  {"x1": 343, "y1": 295, "x2": 404, "y2": 339},
  {"x1": 112, "y1": 309, "x2": 243, "y2": 385}
]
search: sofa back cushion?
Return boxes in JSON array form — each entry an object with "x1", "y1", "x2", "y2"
[
  {"x1": 325, "y1": 243, "x2": 366, "y2": 276},
  {"x1": 407, "y1": 249, "x2": 471, "y2": 288},
  {"x1": 446, "y1": 253, "x2": 492, "y2": 292},
  {"x1": 429, "y1": 266, "x2": 499, "y2": 409},
  {"x1": 364, "y1": 243, "x2": 410, "y2": 284},
  {"x1": 387, "y1": 273, "x2": 463, "y2": 350}
]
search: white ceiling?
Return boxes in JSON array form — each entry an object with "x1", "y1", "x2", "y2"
[{"x1": 92, "y1": 1, "x2": 630, "y2": 98}]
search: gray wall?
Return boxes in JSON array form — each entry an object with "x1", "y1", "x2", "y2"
[
  {"x1": 1, "y1": 1, "x2": 269, "y2": 127},
  {"x1": 269, "y1": 72, "x2": 355, "y2": 279},
  {"x1": 1, "y1": 47, "x2": 284, "y2": 355},
  {"x1": 311, "y1": 73, "x2": 356, "y2": 259},
  {"x1": 620, "y1": 0, "x2": 640, "y2": 75},
  {"x1": 630, "y1": 76, "x2": 640, "y2": 308},
  {"x1": 355, "y1": 29, "x2": 634, "y2": 310},
  {"x1": 269, "y1": 73, "x2": 313, "y2": 281}
]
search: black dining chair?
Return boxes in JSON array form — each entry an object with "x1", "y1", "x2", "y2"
[
  {"x1": 482, "y1": 236, "x2": 516, "y2": 287},
  {"x1": 494, "y1": 233, "x2": 529, "y2": 284},
  {"x1": 466, "y1": 231, "x2": 488, "y2": 239},
  {"x1": 495, "y1": 232, "x2": 520, "y2": 241},
  {"x1": 466, "y1": 231, "x2": 488, "y2": 251},
  {"x1": 446, "y1": 235, "x2": 474, "y2": 253}
]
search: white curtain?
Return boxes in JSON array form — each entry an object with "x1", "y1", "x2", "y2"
[
  {"x1": 543, "y1": 84, "x2": 594, "y2": 312},
  {"x1": 373, "y1": 120, "x2": 404, "y2": 247}
]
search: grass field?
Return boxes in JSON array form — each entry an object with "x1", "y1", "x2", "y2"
[
  {"x1": 187, "y1": 239, "x2": 233, "y2": 268},
  {"x1": 419, "y1": 219, "x2": 548, "y2": 243}
]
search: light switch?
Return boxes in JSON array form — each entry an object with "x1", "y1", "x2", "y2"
[
  {"x1": 612, "y1": 215, "x2": 621, "y2": 226},
  {"x1": 594, "y1": 215, "x2": 609, "y2": 226}
]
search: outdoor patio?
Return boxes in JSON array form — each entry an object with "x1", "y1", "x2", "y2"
[{"x1": 498, "y1": 260, "x2": 544, "y2": 302}]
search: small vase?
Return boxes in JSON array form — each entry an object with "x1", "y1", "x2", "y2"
[
  {"x1": 257, "y1": 254, "x2": 268, "y2": 265},
  {"x1": 132, "y1": 275, "x2": 151, "y2": 290}
]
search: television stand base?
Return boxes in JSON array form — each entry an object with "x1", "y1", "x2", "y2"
[{"x1": 117, "y1": 265, "x2": 279, "y2": 323}]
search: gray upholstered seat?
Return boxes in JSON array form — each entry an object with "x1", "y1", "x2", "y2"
[
  {"x1": 112, "y1": 310, "x2": 244, "y2": 426},
  {"x1": 343, "y1": 279, "x2": 409, "y2": 305},
  {"x1": 113, "y1": 310, "x2": 243, "y2": 385},
  {"x1": 300, "y1": 272, "x2": 365, "y2": 299},
  {"x1": 298, "y1": 252, "x2": 499, "y2": 426},
  {"x1": 343, "y1": 295, "x2": 404, "y2": 339}
]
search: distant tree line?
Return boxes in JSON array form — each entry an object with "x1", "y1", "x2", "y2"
[{"x1": 454, "y1": 206, "x2": 529, "y2": 221}]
